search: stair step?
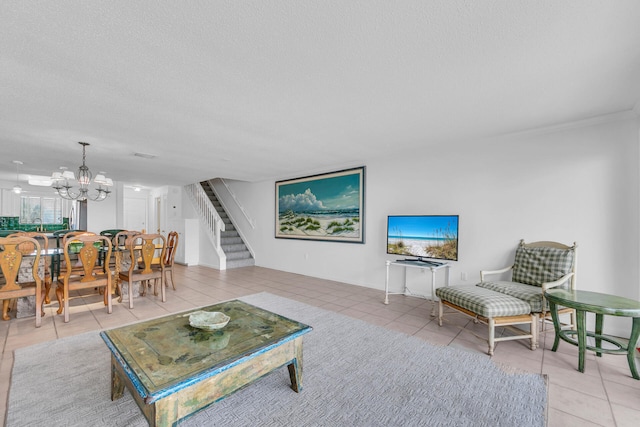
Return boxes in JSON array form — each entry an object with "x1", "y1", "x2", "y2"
[
  {"x1": 221, "y1": 237, "x2": 242, "y2": 245},
  {"x1": 226, "y1": 258, "x2": 255, "y2": 269},
  {"x1": 226, "y1": 250, "x2": 252, "y2": 261},
  {"x1": 222, "y1": 243, "x2": 247, "y2": 252}
]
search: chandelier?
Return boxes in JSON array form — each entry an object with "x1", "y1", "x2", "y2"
[{"x1": 51, "y1": 142, "x2": 113, "y2": 201}]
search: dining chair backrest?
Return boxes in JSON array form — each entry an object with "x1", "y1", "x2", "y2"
[
  {"x1": 7, "y1": 231, "x2": 49, "y2": 282},
  {"x1": 7, "y1": 231, "x2": 48, "y2": 256},
  {"x1": 127, "y1": 233, "x2": 166, "y2": 274},
  {"x1": 62, "y1": 231, "x2": 96, "y2": 247},
  {"x1": 0, "y1": 236, "x2": 44, "y2": 326},
  {"x1": 113, "y1": 230, "x2": 141, "y2": 248},
  {"x1": 119, "y1": 233, "x2": 167, "y2": 308},
  {"x1": 53, "y1": 229, "x2": 84, "y2": 248},
  {"x1": 8, "y1": 231, "x2": 54, "y2": 304},
  {"x1": 60, "y1": 234, "x2": 112, "y2": 283},
  {"x1": 161, "y1": 231, "x2": 179, "y2": 290},
  {"x1": 163, "y1": 231, "x2": 179, "y2": 267},
  {"x1": 1, "y1": 236, "x2": 42, "y2": 289},
  {"x1": 57, "y1": 234, "x2": 112, "y2": 322},
  {"x1": 100, "y1": 229, "x2": 125, "y2": 238}
]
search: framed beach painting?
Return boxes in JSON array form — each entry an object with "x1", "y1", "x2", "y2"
[{"x1": 275, "y1": 167, "x2": 365, "y2": 243}]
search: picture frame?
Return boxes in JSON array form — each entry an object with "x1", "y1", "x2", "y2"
[{"x1": 275, "y1": 166, "x2": 365, "y2": 243}]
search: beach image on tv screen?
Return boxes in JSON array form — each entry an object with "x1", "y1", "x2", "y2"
[{"x1": 387, "y1": 215, "x2": 458, "y2": 261}]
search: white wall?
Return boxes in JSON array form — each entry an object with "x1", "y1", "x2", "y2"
[
  {"x1": 224, "y1": 114, "x2": 640, "y2": 337},
  {"x1": 86, "y1": 187, "x2": 119, "y2": 232}
]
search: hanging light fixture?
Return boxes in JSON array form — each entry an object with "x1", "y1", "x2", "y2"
[
  {"x1": 51, "y1": 142, "x2": 113, "y2": 201},
  {"x1": 12, "y1": 160, "x2": 23, "y2": 194}
]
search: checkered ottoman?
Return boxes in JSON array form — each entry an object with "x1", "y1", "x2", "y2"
[{"x1": 435, "y1": 285, "x2": 538, "y2": 355}]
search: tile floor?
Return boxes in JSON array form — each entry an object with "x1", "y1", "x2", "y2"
[{"x1": 1, "y1": 265, "x2": 639, "y2": 426}]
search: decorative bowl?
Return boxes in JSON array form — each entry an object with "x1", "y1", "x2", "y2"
[{"x1": 188, "y1": 311, "x2": 230, "y2": 331}]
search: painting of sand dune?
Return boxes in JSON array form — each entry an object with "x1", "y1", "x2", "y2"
[{"x1": 275, "y1": 167, "x2": 365, "y2": 243}]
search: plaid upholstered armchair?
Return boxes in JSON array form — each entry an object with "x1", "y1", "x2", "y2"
[{"x1": 478, "y1": 240, "x2": 577, "y2": 331}]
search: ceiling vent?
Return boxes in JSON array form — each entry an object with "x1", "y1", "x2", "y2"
[{"x1": 134, "y1": 152, "x2": 157, "y2": 159}]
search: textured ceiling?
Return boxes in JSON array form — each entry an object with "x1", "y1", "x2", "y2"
[{"x1": 1, "y1": 1, "x2": 640, "y2": 190}]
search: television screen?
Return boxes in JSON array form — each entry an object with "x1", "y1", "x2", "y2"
[{"x1": 387, "y1": 215, "x2": 459, "y2": 261}]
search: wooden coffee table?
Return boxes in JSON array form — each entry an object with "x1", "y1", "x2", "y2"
[
  {"x1": 100, "y1": 300, "x2": 312, "y2": 426},
  {"x1": 545, "y1": 289, "x2": 640, "y2": 380}
]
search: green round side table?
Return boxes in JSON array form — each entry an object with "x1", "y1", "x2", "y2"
[{"x1": 545, "y1": 289, "x2": 640, "y2": 380}]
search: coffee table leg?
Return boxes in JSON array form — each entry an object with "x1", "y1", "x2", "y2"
[
  {"x1": 549, "y1": 300, "x2": 561, "y2": 352},
  {"x1": 287, "y1": 339, "x2": 304, "y2": 392},
  {"x1": 154, "y1": 397, "x2": 179, "y2": 427},
  {"x1": 627, "y1": 317, "x2": 640, "y2": 380},
  {"x1": 576, "y1": 310, "x2": 587, "y2": 373},
  {"x1": 595, "y1": 313, "x2": 604, "y2": 357},
  {"x1": 111, "y1": 356, "x2": 125, "y2": 400}
]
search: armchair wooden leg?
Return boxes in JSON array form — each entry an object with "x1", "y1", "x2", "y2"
[{"x1": 488, "y1": 318, "x2": 495, "y2": 356}]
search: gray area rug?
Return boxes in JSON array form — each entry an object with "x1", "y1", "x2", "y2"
[{"x1": 8, "y1": 292, "x2": 547, "y2": 426}]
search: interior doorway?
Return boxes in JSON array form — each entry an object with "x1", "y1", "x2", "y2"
[{"x1": 124, "y1": 198, "x2": 147, "y2": 232}]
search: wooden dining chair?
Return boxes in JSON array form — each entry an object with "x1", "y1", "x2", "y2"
[
  {"x1": 113, "y1": 230, "x2": 141, "y2": 248},
  {"x1": 100, "y1": 229, "x2": 126, "y2": 240},
  {"x1": 0, "y1": 236, "x2": 45, "y2": 327},
  {"x1": 111, "y1": 230, "x2": 141, "y2": 301},
  {"x1": 163, "y1": 231, "x2": 179, "y2": 290},
  {"x1": 118, "y1": 233, "x2": 166, "y2": 309},
  {"x1": 56, "y1": 234, "x2": 113, "y2": 323},
  {"x1": 59, "y1": 231, "x2": 96, "y2": 269},
  {"x1": 8, "y1": 231, "x2": 53, "y2": 303},
  {"x1": 62, "y1": 231, "x2": 96, "y2": 246}
]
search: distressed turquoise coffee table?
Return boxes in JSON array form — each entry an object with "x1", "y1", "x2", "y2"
[
  {"x1": 100, "y1": 300, "x2": 312, "y2": 426},
  {"x1": 545, "y1": 289, "x2": 640, "y2": 380}
]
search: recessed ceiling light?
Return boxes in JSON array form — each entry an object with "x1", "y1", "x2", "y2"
[{"x1": 28, "y1": 175, "x2": 53, "y2": 186}]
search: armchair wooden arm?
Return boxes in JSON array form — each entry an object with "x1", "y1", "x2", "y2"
[
  {"x1": 541, "y1": 272, "x2": 575, "y2": 292},
  {"x1": 480, "y1": 265, "x2": 513, "y2": 282}
]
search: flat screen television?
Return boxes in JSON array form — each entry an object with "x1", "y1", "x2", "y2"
[{"x1": 387, "y1": 215, "x2": 459, "y2": 262}]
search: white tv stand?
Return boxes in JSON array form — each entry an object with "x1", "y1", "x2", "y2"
[{"x1": 384, "y1": 259, "x2": 451, "y2": 316}]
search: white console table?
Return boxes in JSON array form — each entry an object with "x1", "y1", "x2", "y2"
[{"x1": 384, "y1": 260, "x2": 451, "y2": 316}]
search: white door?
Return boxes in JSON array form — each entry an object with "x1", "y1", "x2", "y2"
[
  {"x1": 124, "y1": 198, "x2": 147, "y2": 232},
  {"x1": 156, "y1": 196, "x2": 162, "y2": 233}
]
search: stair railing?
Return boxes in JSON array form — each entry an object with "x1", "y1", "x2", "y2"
[
  {"x1": 214, "y1": 178, "x2": 256, "y2": 229},
  {"x1": 208, "y1": 178, "x2": 256, "y2": 260},
  {"x1": 184, "y1": 183, "x2": 227, "y2": 267}
]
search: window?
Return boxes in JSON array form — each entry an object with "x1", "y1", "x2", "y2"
[{"x1": 20, "y1": 196, "x2": 64, "y2": 224}]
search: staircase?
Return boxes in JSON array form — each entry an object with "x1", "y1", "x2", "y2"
[{"x1": 200, "y1": 181, "x2": 255, "y2": 269}]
